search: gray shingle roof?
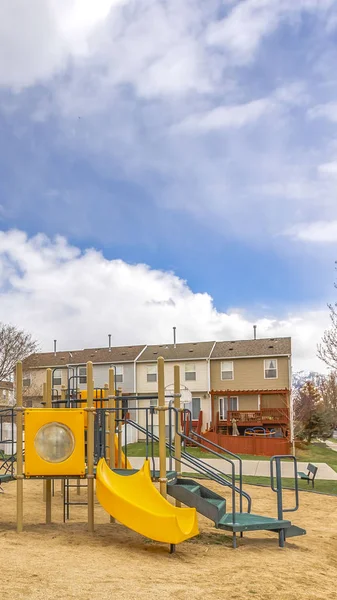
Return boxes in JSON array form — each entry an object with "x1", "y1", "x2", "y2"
[
  {"x1": 210, "y1": 337, "x2": 291, "y2": 359},
  {"x1": 23, "y1": 345, "x2": 146, "y2": 369},
  {"x1": 137, "y1": 341, "x2": 215, "y2": 362}
]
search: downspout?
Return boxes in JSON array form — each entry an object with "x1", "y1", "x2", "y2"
[{"x1": 208, "y1": 342, "x2": 216, "y2": 427}]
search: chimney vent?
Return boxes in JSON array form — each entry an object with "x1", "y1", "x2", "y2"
[
  {"x1": 253, "y1": 325, "x2": 257, "y2": 340},
  {"x1": 108, "y1": 334, "x2": 112, "y2": 352},
  {"x1": 173, "y1": 327, "x2": 176, "y2": 348},
  {"x1": 53, "y1": 340, "x2": 57, "y2": 356}
]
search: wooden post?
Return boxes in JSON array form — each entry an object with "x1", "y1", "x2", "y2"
[
  {"x1": 108, "y1": 370, "x2": 115, "y2": 524},
  {"x1": 42, "y1": 383, "x2": 47, "y2": 502},
  {"x1": 158, "y1": 357, "x2": 167, "y2": 498},
  {"x1": 16, "y1": 361, "x2": 24, "y2": 533},
  {"x1": 117, "y1": 387, "x2": 123, "y2": 469},
  {"x1": 45, "y1": 369, "x2": 52, "y2": 525},
  {"x1": 87, "y1": 362, "x2": 95, "y2": 533},
  {"x1": 174, "y1": 365, "x2": 181, "y2": 507}
]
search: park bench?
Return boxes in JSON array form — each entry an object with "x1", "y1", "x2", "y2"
[{"x1": 298, "y1": 463, "x2": 318, "y2": 489}]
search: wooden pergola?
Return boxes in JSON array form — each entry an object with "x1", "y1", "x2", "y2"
[{"x1": 210, "y1": 388, "x2": 290, "y2": 431}]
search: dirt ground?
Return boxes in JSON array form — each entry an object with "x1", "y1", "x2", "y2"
[{"x1": 0, "y1": 479, "x2": 336, "y2": 600}]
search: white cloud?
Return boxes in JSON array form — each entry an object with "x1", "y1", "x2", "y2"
[
  {"x1": 175, "y1": 98, "x2": 271, "y2": 132},
  {"x1": 0, "y1": 230, "x2": 330, "y2": 372},
  {"x1": 0, "y1": 0, "x2": 124, "y2": 88},
  {"x1": 286, "y1": 220, "x2": 337, "y2": 242},
  {"x1": 308, "y1": 102, "x2": 337, "y2": 122},
  {"x1": 318, "y1": 161, "x2": 337, "y2": 176},
  {"x1": 206, "y1": 0, "x2": 333, "y2": 64}
]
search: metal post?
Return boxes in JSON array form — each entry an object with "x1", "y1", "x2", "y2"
[
  {"x1": 104, "y1": 384, "x2": 109, "y2": 462},
  {"x1": 87, "y1": 362, "x2": 95, "y2": 532},
  {"x1": 174, "y1": 365, "x2": 181, "y2": 507},
  {"x1": 108, "y1": 369, "x2": 116, "y2": 469},
  {"x1": 45, "y1": 369, "x2": 52, "y2": 525},
  {"x1": 158, "y1": 357, "x2": 167, "y2": 498},
  {"x1": 16, "y1": 361, "x2": 24, "y2": 533}
]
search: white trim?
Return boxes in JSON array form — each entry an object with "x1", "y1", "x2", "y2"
[
  {"x1": 264, "y1": 358, "x2": 278, "y2": 379},
  {"x1": 220, "y1": 360, "x2": 234, "y2": 381},
  {"x1": 191, "y1": 396, "x2": 201, "y2": 420}
]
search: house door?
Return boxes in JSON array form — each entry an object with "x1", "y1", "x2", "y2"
[{"x1": 219, "y1": 397, "x2": 238, "y2": 420}]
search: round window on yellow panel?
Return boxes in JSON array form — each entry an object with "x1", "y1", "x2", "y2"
[{"x1": 34, "y1": 423, "x2": 75, "y2": 463}]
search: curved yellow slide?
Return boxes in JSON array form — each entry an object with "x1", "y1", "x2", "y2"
[{"x1": 96, "y1": 458, "x2": 199, "y2": 545}]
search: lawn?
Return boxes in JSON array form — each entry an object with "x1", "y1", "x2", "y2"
[{"x1": 125, "y1": 440, "x2": 337, "y2": 471}]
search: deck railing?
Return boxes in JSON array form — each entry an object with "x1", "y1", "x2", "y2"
[{"x1": 225, "y1": 408, "x2": 289, "y2": 425}]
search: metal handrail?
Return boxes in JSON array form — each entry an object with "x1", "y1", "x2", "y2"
[
  {"x1": 270, "y1": 454, "x2": 299, "y2": 520},
  {"x1": 182, "y1": 410, "x2": 245, "y2": 513},
  {"x1": 125, "y1": 417, "x2": 252, "y2": 515}
]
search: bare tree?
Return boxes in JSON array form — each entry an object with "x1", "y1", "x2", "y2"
[
  {"x1": 318, "y1": 303, "x2": 337, "y2": 370},
  {"x1": 318, "y1": 265, "x2": 337, "y2": 369},
  {"x1": 0, "y1": 323, "x2": 39, "y2": 381}
]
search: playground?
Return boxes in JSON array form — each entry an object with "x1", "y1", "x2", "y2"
[
  {"x1": 0, "y1": 478, "x2": 336, "y2": 600},
  {"x1": 0, "y1": 357, "x2": 336, "y2": 599}
]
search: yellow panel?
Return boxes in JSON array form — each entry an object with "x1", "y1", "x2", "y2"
[
  {"x1": 96, "y1": 458, "x2": 199, "y2": 545},
  {"x1": 25, "y1": 409, "x2": 85, "y2": 477}
]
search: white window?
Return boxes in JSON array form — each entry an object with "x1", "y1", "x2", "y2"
[
  {"x1": 79, "y1": 367, "x2": 87, "y2": 384},
  {"x1": 219, "y1": 397, "x2": 238, "y2": 420},
  {"x1": 115, "y1": 365, "x2": 123, "y2": 384},
  {"x1": 264, "y1": 359, "x2": 278, "y2": 379},
  {"x1": 53, "y1": 369, "x2": 62, "y2": 386},
  {"x1": 192, "y1": 397, "x2": 201, "y2": 419},
  {"x1": 23, "y1": 374, "x2": 31, "y2": 387},
  {"x1": 185, "y1": 363, "x2": 196, "y2": 382},
  {"x1": 221, "y1": 361, "x2": 234, "y2": 380},
  {"x1": 147, "y1": 365, "x2": 157, "y2": 383}
]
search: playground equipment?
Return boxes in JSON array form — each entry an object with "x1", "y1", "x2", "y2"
[{"x1": 0, "y1": 357, "x2": 306, "y2": 551}]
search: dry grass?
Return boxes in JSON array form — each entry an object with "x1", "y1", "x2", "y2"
[{"x1": 0, "y1": 478, "x2": 337, "y2": 600}]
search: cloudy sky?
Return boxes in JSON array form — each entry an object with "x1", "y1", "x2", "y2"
[{"x1": 1, "y1": 0, "x2": 337, "y2": 371}]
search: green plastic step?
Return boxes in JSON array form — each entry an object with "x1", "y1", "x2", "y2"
[
  {"x1": 168, "y1": 478, "x2": 226, "y2": 524},
  {"x1": 218, "y1": 512, "x2": 291, "y2": 533},
  {"x1": 180, "y1": 484, "x2": 201, "y2": 494},
  {"x1": 206, "y1": 498, "x2": 226, "y2": 509}
]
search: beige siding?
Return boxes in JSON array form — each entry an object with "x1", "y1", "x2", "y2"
[
  {"x1": 261, "y1": 393, "x2": 288, "y2": 408},
  {"x1": 25, "y1": 367, "x2": 68, "y2": 397},
  {"x1": 136, "y1": 360, "x2": 209, "y2": 394},
  {"x1": 238, "y1": 394, "x2": 259, "y2": 411},
  {"x1": 210, "y1": 356, "x2": 290, "y2": 391}
]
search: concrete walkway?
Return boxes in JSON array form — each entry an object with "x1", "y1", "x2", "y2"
[
  {"x1": 326, "y1": 440, "x2": 337, "y2": 453},
  {"x1": 128, "y1": 456, "x2": 337, "y2": 480}
]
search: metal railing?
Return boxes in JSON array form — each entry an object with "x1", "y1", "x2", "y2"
[{"x1": 94, "y1": 404, "x2": 252, "y2": 523}]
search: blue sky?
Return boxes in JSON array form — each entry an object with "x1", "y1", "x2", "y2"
[{"x1": 0, "y1": 0, "x2": 337, "y2": 370}]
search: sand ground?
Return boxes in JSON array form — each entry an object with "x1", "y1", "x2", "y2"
[{"x1": 0, "y1": 479, "x2": 336, "y2": 600}]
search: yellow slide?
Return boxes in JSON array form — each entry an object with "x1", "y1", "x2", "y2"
[
  {"x1": 114, "y1": 435, "x2": 133, "y2": 470},
  {"x1": 96, "y1": 458, "x2": 199, "y2": 545}
]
